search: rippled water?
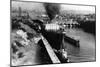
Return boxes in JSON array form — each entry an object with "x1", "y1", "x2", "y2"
[{"x1": 64, "y1": 28, "x2": 96, "y2": 62}]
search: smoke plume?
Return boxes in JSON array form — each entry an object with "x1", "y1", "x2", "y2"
[{"x1": 43, "y1": 3, "x2": 60, "y2": 21}]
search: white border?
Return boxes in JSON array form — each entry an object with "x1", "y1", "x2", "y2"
[{"x1": 0, "y1": 0, "x2": 99, "y2": 67}]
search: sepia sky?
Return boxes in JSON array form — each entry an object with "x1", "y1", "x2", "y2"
[
  {"x1": 12, "y1": 1, "x2": 45, "y2": 11},
  {"x1": 61, "y1": 4, "x2": 95, "y2": 14},
  {"x1": 12, "y1": 1, "x2": 95, "y2": 14}
]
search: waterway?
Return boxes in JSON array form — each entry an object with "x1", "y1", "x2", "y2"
[{"x1": 64, "y1": 28, "x2": 96, "y2": 62}]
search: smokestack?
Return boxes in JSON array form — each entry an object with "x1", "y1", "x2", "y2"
[{"x1": 44, "y1": 3, "x2": 60, "y2": 21}]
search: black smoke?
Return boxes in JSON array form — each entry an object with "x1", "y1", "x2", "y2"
[{"x1": 43, "y1": 3, "x2": 60, "y2": 21}]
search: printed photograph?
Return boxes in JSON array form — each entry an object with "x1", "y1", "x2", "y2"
[{"x1": 11, "y1": 0, "x2": 96, "y2": 66}]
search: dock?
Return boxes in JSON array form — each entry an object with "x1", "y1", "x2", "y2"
[
  {"x1": 63, "y1": 32, "x2": 80, "y2": 47},
  {"x1": 41, "y1": 35, "x2": 61, "y2": 63}
]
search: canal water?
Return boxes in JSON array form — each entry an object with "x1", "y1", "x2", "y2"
[{"x1": 64, "y1": 28, "x2": 96, "y2": 62}]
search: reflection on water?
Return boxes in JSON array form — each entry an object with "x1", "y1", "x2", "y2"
[{"x1": 64, "y1": 28, "x2": 95, "y2": 62}]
